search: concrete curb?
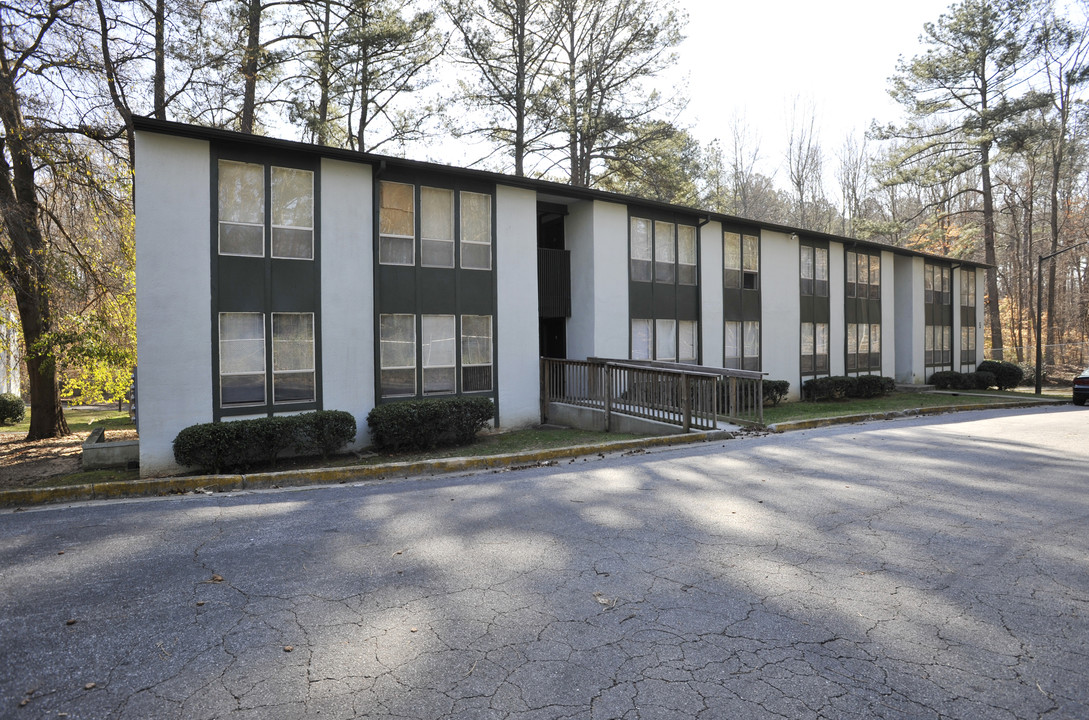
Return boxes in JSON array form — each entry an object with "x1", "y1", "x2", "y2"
[
  {"x1": 766, "y1": 397, "x2": 1066, "y2": 433},
  {"x1": 2, "y1": 397, "x2": 1067, "y2": 509},
  {"x1": 0, "y1": 429, "x2": 736, "y2": 509}
]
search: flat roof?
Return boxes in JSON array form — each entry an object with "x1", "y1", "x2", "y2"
[{"x1": 133, "y1": 116, "x2": 991, "y2": 269}]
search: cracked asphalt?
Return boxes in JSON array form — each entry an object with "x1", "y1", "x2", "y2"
[{"x1": 2, "y1": 405, "x2": 1088, "y2": 719}]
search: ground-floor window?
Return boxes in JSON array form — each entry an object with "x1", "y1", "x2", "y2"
[
  {"x1": 725, "y1": 320, "x2": 760, "y2": 371},
  {"x1": 632, "y1": 318, "x2": 698, "y2": 363},
  {"x1": 846, "y1": 322, "x2": 880, "y2": 372},
  {"x1": 960, "y1": 325, "x2": 976, "y2": 367},
  {"x1": 219, "y1": 311, "x2": 315, "y2": 407},
  {"x1": 925, "y1": 324, "x2": 952, "y2": 366},
  {"x1": 801, "y1": 322, "x2": 829, "y2": 374},
  {"x1": 380, "y1": 313, "x2": 493, "y2": 398}
]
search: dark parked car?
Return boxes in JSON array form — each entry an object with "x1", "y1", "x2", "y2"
[{"x1": 1074, "y1": 367, "x2": 1089, "y2": 406}]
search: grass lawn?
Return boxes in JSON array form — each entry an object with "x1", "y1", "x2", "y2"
[
  {"x1": 762, "y1": 389, "x2": 1054, "y2": 425},
  {"x1": 3, "y1": 406, "x2": 132, "y2": 435}
]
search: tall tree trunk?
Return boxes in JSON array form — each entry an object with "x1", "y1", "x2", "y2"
[
  {"x1": 315, "y1": 0, "x2": 331, "y2": 146},
  {"x1": 981, "y1": 142, "x2": 1004, "y2": 353},
  {"x1": 0, "y1": 50, "x2": 69, "y2": 440},
  {"x1": 240, "y1": 0, "x2": 262, "y2": 133},
  {"x1": 154, "y1": 0, "x2": 166, "y2": 119}
]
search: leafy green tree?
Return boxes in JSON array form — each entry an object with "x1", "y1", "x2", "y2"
[
  {"x1": 596, "y1": 121, "x2": 702, "y2": 206},
  {"x1": 877, "y1": 0, "x2": 1048, "y2": 352}
]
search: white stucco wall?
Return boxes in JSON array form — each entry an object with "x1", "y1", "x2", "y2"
[
  {"x1": 761, "y1": 230, "x2": 801, "y2": 396},
  {"x1": 496, "y1": 184, "x2": 541, "y2": 428},
  {"x1": 894, "y1": 255, "x2": 924, "y2": 384},
  {"x1": 880, "y1": 251, "x2": 896, "y2": 378},
  {"x1": 320, "y1": 158, "x2": 373, "y2": 447},
  {"x1": 134, "y1": 131, "x2": 213, "y2": 476},
  {"x1": 566, "y1": 200, "x2": 628, "y2": 361},
  {"x1": 829, "y1": 242, "x2": 846, "y2": 377},
  {"x1": 700, "y1": 221, "x2": 723, "y2": 366}
]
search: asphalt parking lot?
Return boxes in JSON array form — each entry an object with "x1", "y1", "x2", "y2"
[{"x1": 2, "y1": 405, "x2": 1087, "y2": 719}]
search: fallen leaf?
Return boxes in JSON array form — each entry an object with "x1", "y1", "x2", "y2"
[
  {"x1": 283, "y1": 645, "x2": 294, "y2": 652},
  {"x1": 19, "y1": 699, "x2": 28, "y2": 707},
  {"x1": 196, "y1": 601, "x2": 205, "y2": 607},
  {"x1": 57, "y1": 551, "x2": 64, "y2": 555},
  {"x1": 65, "y1": 619, "x2": 77, "y2": 626},
  {"x1": 84, "y1": 682, "x2": 96, "y2": 690},
  {"x1": 410, "y1": 627, "x2": 417, "y2": 633},
  {"x1": 211, "y1": 574, "x2": 223, "y2": 583},
  {"x1": 591, "y1": 591, "x2": 617, "y2": 610}
]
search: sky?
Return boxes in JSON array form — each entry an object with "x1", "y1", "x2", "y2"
[{"x1": 670, "y1": 0, "x2": 958, "y2": 186}]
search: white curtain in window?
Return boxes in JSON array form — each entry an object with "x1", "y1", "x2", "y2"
[
  {"x1": 655, "y1": 319, "x2": 676, "y2": 361},
  {"x1": 461, "y1": 315, "x2": 492, "y2": 366},
  {"x1": 461, "y1": 192, "x2": 492, "y2": 270},
  {"x1": 421, "y1": 187, "x2": 454, "y2": 267},
  {"x1": 631, "y1": 319, "x2": 652, "y2": 360},
  {"x1": 742, "y1": 235, "x2": 759, "y2": 272},
  {"x1": 723, "y1": 232, "x2": 741, "y2": 270},
  {"x1": 380, "y1": 314, "x2": 415, "y2": 369},
  {"x1": 220, "y1": 313, "x2": 264, "y2": 374},
  {"x1": 744, "y1": 321, "x2": 760, "y2": 356},
  {"x1": 679, "y1": 320, "x2": 697, "y2": 363}
]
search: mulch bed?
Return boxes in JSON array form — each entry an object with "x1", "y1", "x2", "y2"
[{"x1": 0, "y1": 429, "x2": 139, "y2": 489}]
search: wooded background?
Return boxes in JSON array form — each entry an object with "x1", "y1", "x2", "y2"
[{"x1": 1, "y1": 0, "x2": 1087, "y2": 438}]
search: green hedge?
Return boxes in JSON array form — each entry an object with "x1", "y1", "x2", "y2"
[
  {"x1": 802, "y1": 375, "x2": 896, "y2": 402},
  {"x1": 976, "y1": 360, "x2": 1023, "y2": 390},
  {"x1": 762, "y1": 380, "x2": 790, "y2": 407},
  {"x1": 173, "y1": 410, "x2": 357, "y2": 473},
  {"x1": 929, "y1": 370, "x2": 997, "y2": 391},
  {"x1": 366, "y1": 397, "x2": 495, "y2": 452},
  {"x1": 0, "y1": 393, "x2": 25, "y2": 425}
]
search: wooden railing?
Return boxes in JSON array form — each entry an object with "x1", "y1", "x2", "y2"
[{"x1": 541, "y1": 357, "x2": 765, "y2": 430}]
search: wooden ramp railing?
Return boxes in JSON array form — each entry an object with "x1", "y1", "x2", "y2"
[{"x1": 541, "y1": 357, "x2": 765, "y2": 430}]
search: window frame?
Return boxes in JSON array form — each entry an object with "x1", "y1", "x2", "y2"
[
  {"x1": 378, "y1": 180, "x2": 416, "y2": 267},
  {"x1": 460, "y1": 190, "x2": 493, "y2": 271},
  {"x1": 461, "y1": 314, "x2": 494, "y2": 393},
  {"x1": 379, "y1": 313, "x2": 417, "y2": 398}
]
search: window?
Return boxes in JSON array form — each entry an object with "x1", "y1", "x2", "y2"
[
  {"x1": 724, "y1": 321, "x2": 741, "y2": 369},
  {"x1": 847, "y1": 251, "x2": 857, "y2": 298},
  {"x1": 655, "y1": 318, "x2": 677, "y2": 361},
  {"x1": 272, "y1": 313, "x2": 315, "y2": 403},
  {"x1": 869, "y1": 323, "x2": 881, "y2": 369},
  {"x1": 631, "y1": 319, "x2": 653, "y2": 359},
  {"x1": 723, "y1": 232, "x2": 741, "y2": 289},
  {"x1": 421, "y1": 186, "x2": 454, "y2": 268},
  {"x1": 961, "y1": 269, "x2": 976, "y2": 307},
  {"x1": 654, "y1": 221, "x2": 675, "y2": 284},
  {"x1": 800, "y1": 244, "x2": 828, "y2": 297},
  {"x1": 801, "y1": 322, "x2": 828, "y2": 374},
  {"x1": 743, "y1": 321, "x2": 760, "y2": 370},
  {"x1": 380, "y1": 314, "x2": 416, "y2": 397},
  {"x1": 271, "y1": 167, "x2": 314, "y2": 259},
  {"x1": 461, "y1": 191, "x2": 492, "y2": 270},
  {"x1": 219, "y1": 312, "x2": 265, "y2": 406},
  {"x1": 941, "y1": 267, "x2": 951, "y2": 305},
  {"x1": 218, "y1": 160, "x2": 265, "y2": 257},
  {"x1": 924, "y1": 265, "x2": 935, "y2": 304},
  {"x1": 925, "y1": 324, "x2": 951, "y2": 366},
  {"x1": 462, "y1": 315, "x2": 493, "y2": 392},
  {"x1": 677, "y1": 225, "x2": 697, "y2": 285},
  {"x1": 421, "y1": 314, "x2": 456, "y2": 395},
  {"x1": 379, "y1": 181, "x2": 415, "y2": 265},
  {"x1": 868, "y1": 255, "x2": 880, "y2": 299},
  {"x1": 961, "y1": 325, "x2": 976, "y2": 365},
  {"x1": 631, "y1": 218, "x2": 652, "y2": 282},
  {"x1": 679, "y1": 320, "x2": 698, "y2": 364},
  {"x1": 800, "y1": 246, "x2": 814, "y2": 296},
  {"x1": 743, "y1": 235, "x2": 759, "y2": 289}
]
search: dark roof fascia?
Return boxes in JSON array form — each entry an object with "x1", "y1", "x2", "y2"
[{"x1": 132, "y1": 116, "x2": 992, "y2": 270}]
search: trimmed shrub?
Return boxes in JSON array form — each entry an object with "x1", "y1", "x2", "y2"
[
  {"x1": 0, "y1": 393, "x2": 25, "y2": 425},
  {"x1": 977, "y1": 360, "x2": 1024, "y2": 390},
  {"x1": 296, "y1": 410, "x2": 357, "y2": 460},
  {"x1": 173, "y1": 410, "x2": 357, "y2": 473},
  {"x1": 763, "y1": 380, "x2": 789, "y2": 407},
  {"x1": 803, "y1": 375, "x2": 896, "y2": 401},
  {"x1": 929, "y1": 370, "x2": 966, "y2": 390},
  {"x1": 969, "y1": 370, "x2": 996, "y2": 390},
  {"x1": 367, "y1": 397, "x2": 495, "y2": 452},
  {"x1": 173, "y1": 421, "x2": 249, "y2": 474},
  {"x1": 855, "y1": 374, "x2": 895, "y2": 398}
]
